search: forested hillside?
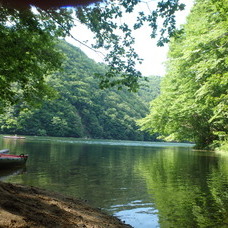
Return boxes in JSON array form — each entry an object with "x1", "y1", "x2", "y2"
[
  {"x1": 0, "y1": 41, "x2": 161, "y2": 141},
  {"x1": 138, "y1": 0, "x2": 227, "y2": 150}
]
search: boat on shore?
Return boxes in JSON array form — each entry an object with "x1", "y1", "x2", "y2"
[
  {"x1": 0, "y1": 149, "x2": 9, "y2": 154},
  {"x1": 3, "y1": 135, "x2": 25, "y2": 139},
  {"x1": 0, "y1": 154, "x2": 28, "y2": 168}
]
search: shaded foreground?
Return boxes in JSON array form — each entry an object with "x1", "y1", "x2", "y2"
[{"x1": 0, "y1": 182, "x2": 131, "y2": 228}]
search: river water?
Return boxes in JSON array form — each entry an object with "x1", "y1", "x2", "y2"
[{"x1": 0, "y1": 136, "x2": 227, "y2": 227}]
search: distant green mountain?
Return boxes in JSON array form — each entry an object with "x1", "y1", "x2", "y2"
[{"x1": 0, "y1": 41, "x2": 161, "y2": 141}]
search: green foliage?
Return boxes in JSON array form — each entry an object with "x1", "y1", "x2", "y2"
[
  {"x1": 0, "y1": 1, "x2": 185, "y2": 106},
  {"x1": 0, "y1": 8, "x2": 74, "y2": 109},
  {"x1": 0, "y1": 42, "x2": 161, "y2": 140},
  {"x1": 76, "y1": 0, "x2": 185, "y2": 91},
  {"x1": 138, "y1": 0, "x2": 228, "y2": 149}
]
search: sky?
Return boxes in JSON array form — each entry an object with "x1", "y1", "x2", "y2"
[{"x1": 66, "y1": 0, "x2": 194, "y2": 77}]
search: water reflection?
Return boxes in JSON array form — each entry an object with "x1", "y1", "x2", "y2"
[
  {"x1": 115, "y1": 206, "x2": 158, "y2": 228},
  {"x1": 135, "y1": 149, "x2": 228, "y2": 227},
  {"x1": 0, "y1": 136, "x2": 227, "y2": 227},
  {"x1": 0, "y1": 167, "x2": 27, "y2": 181}
]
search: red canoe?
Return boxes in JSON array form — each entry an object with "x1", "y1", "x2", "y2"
[{"x1": 0, "y1": 154, "x2": 28, "y2": 168}]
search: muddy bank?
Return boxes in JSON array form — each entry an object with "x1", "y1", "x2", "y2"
[{"x1": 0, "y1": 182, "x2": 132, "y2": 228}]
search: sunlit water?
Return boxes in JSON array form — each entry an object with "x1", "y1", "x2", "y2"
[{"x1": 0, "y1": 136, "x2": 228, "y2": 227}]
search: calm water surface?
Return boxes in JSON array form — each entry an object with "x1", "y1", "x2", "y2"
[{"x1": 0, "y1": 136, "x2": 228, "y2": 227}]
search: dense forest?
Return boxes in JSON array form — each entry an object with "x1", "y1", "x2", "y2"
[
  {"x1": 0, "y1": 41, "x2": 161, "y2": 141},
  {"x1": 0, "y1": 0, "x2": 227, "y2": 150},
  {"x1": 138, "y1": 0, "x2": 227, "y2": 150}
]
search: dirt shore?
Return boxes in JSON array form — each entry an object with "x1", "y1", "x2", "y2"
[{"x1": 0, "y1": 181, "x2": 132, "y2": 228}]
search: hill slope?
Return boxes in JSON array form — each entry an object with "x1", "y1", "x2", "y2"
[{"x1": 0, "y1": 41, "x2": 161, "y2": 141}]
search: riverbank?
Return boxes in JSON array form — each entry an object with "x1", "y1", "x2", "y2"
[{"x1": 0, "y1": 181, "x2": 132, "y2": 228}]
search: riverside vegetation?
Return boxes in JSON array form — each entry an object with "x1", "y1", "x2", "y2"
[{"x1": 138, "y1": 0, "x2": 228, "y2": 151}]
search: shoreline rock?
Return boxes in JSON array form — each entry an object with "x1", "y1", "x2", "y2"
[{"x1": 0, "y1": 181, "x2": 132, "y2": 228}]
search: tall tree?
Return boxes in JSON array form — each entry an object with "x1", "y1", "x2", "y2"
[
  {"x1": 0, "y1": 8, "x2": 74, "y2": 110},
  {"x1": 138, "y1": 0, "x2": 228, "y2": 149}
]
